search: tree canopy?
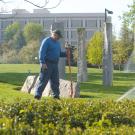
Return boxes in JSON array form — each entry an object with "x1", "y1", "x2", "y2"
[
  {"x1": 86, "y1": 31, "x2": 104, "y2": 68},
  {"x1": 122, "y1": 0, "x2": 135, "y2": 27},
  {"x1": 23, "y1": 22, "x2": 44, "y2": 42}
]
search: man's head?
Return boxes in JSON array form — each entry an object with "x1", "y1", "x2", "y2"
[{"x1": 51, "y1": 30, "x2": 63, "y2": 40}]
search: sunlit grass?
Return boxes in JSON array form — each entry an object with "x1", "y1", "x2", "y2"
[{"x1": 0, "y1": 64, "x2": 135, "y2": 102}]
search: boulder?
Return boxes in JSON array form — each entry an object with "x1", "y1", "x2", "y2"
[
  {"x1": 21, "y1": 75, "x2": 80, "y2": 98},
  {"x1": 21, "y1": 75, "x2": 37, "y2": 93}
]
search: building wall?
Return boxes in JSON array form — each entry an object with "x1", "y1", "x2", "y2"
[{"x1": 0, "y1": 10, "x2": 105, "y2": 46}]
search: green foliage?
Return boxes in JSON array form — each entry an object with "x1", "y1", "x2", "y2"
[
  {"x1": 0, "y1": 99, "x2": 135, "y2": 134},
  {"x1": 119, "y1": 21, "x2": 134, "y2": 56},
  {"x1": 0, "y1": 65, "x2": 135, "y2": 134},
  {"x1": 2, "y1": 22, "x2": 44, "y2": 64},
  {"x1": 0, "y1": 50, "x2": 20, "y2": 64},
  {"x1": 122, "y1": 1, "x2": 135, "y2": 26},
  {"x1": 23, "y1": 22, "x2": 44, "y2": 42},
  {"x1": 19, "y1": 40, "x2": 39, "y2": 63},
  {"x1": 0, "y1": 43, "x2": 21, "y2": 64},
  {"x1": 113, "y1": 40, "x2": 129, "y2": 70},
  {"x1": 77, "y1": 28, "x2": 85, "y2": 34},
  {"x1": 3, "y1": 22, "x2": 25, "y2": 52},
  {"x1": 86, "y1": 31, "x2": 104, "y2": 68},
  {"x1": 113, "y1": 20, "x2": 134, "y2": 70},
  {"x1": 13, "y1": 30, "x2": 26, "y2": 50},
  {"x1": 4, "y1": 22, "x2": 20, "y2": 42}
]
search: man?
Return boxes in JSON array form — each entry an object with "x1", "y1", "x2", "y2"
[{"x1": 34, "y1": 30, "x2": 66, "y2": 100}]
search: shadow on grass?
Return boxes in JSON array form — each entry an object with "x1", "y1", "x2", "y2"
[
  {"x1": 66, "y1": 72, "x2": 135, "y2": 82},
  {"x1": 113, "y1": 72, "x2": 135, "y2": 81},
  {"x1": 0, "y1": 73, "x2": 38, "y2": 86},
  {"x1": 66, "y1": 72, "x2": 135, "y2": 96},
  {"x1": 0, "y1": 72, "x2": 135, "y2": 97},
  {"x1": 13, "y1": 86, "x2": 22, "y2": 91},
  {"x1": 80, "y1": 83, "x2": 131, "y2": 95}
]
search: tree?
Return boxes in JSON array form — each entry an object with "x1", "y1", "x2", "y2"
[
  {"x1": 119, "y1": 20, "x2": 134, "y2": 57},
  {"x1": 86, "y1": 31, "x2": 104, "y2": 68},
  {"x1": 112, "y1": 40, "x2": 128, "y2": 70},
  {"x1": 0, "y1": 43, "x2": 20, "y2": 63},
  {"x1": 4, "y1": 22, "x2": 20, "y2": 42},
  {"x1": 112, "y1": 20, "x2": 134, "y2": 70},
  {"x1": 4, "y1": 22, "x2": 25, "y2": 50},
  {"x1": 0, "y1": 50, "x2": 20, "y2": 64},
  {"x1": 23, "y1": 22, "x2": 44, "y2": 42},
  {"x1": 19, "y1": 40, "x2": 39, "y2": 63},
  {"x1": 122, "y1": 0, "x2": 135, "y2": 26}
]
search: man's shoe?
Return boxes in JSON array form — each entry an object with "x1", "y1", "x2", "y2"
[{"x1": 34, "y1": 95, "x2": 41, "y2": 100}]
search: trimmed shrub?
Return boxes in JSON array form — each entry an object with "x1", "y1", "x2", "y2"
[{"x1": 0, "y1": 99, "x2": 135, "y2": 134}]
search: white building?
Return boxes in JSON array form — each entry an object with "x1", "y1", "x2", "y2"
[{"x1": 0, "y1": 9, "x2": 105, "y2": 46}]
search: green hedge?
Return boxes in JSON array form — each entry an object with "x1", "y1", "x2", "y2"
[{"x1": 0, "y1": 99, "x2": 135, "y2": 135}]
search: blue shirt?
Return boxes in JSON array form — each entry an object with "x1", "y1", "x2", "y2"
[{"x1": 39, "y1": 37, "x2": 66, "y2": 64}]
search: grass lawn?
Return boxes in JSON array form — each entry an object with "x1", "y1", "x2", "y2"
[{"x1": 0, "y1": 64, "x2": 135, "y2": 102}]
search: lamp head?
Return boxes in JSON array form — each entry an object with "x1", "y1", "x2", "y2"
[{"x1": 105, "y1": 8, "x2": 113, "y2": 14}]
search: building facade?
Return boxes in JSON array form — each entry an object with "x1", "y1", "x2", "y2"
[{"x1": 0, "y1": 9, "x2": 105, "y2": 46}]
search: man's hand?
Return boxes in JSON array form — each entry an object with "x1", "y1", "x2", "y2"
[{"x1": 40, "y1": 63, "x2": 47, "y2": 70}]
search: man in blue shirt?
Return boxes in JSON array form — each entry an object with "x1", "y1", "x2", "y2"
[{"x1": 34, "y1": 30, "x2": 66, "y2": 100}]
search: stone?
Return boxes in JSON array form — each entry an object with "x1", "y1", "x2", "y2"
[
  {"x1": 59, "y1": 79, "x2": 80, "y2": 98},
  {"x1": 21, "y1": 76, "x2": 80, "y2": 98},
  {"x1": 21, "y1": 75, "x2": 37, "y2": 93},
  {"x1": 77, "y1": 28, "x2": 88, "y2": 82},
  {"x1": 102, "y1": 19, "x2": 113, "y2": 86}
]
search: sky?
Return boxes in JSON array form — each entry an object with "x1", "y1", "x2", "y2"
[{"x1": 0, "y1": 0, "x2": 133, "y2": 36}]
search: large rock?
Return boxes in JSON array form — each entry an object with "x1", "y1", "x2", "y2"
[
  {"x1": 21, "y1": 75, "x2": 80, "y2": 98},
  {"x1": 21, "y1": 75, "x2": 38, "y2": 93}
]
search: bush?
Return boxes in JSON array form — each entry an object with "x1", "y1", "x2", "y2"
[
  {"x1": 0, "y1": 49, "x2": 21, "y2": 64},
  {"x1": 19, "y1": 40, "x2": 39, "y2": 64},
  {"x1": 0, "y1": 99, "x2": 135, "y2": 134}
]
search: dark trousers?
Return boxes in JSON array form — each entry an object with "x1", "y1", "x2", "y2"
[{"x1": 35, "y1": 61, "x2": 60, "y2": 99}]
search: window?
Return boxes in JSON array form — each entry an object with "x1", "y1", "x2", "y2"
[
  {"x1": 56, "y1": 19, "x2": 68, "y2": 28},
  {"x1": 1, "y1": 21, "x2": 12, "y2": 29},
  {"x1": 43, "y1": 19, "x2": 54, "y2": 29},
  {"x1": 86, "y1": 31, "x2": 94, "y2": 39},
  {"x1": 64, "y1": 31, "x2": 68, "y2": 39},
  {"x1": 71, "y1": 20, "x2": 82, "y2": 27},
  {"x1": 85, "y1": 20, "x2": 97, "y2": 27},
  {"x1": 71, "y1": 31, "x2": 77, "y2": 39},
  {"x1": 27, "y1": 19, "x2": 40, "y2": 24},
  {"x1": 17, "y1": 20, "x2": 27, "y2": 27}
]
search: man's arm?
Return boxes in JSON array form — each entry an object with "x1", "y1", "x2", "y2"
[
  {"x1": 39, "y1": 39, "x2": 49, "y2": 69},
  {"x1": 39, "y1": 39, "x2": 48, "y2": 64}
]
